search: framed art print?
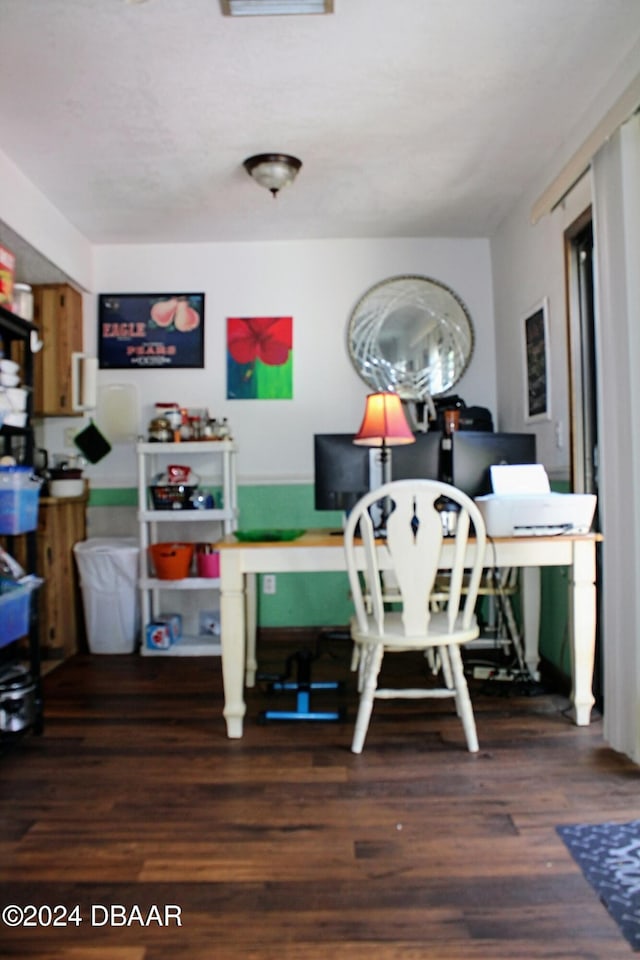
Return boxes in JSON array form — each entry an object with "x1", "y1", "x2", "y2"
[
  {"x1": 523, "y1": 298, "x2": 551, "y2": 422},
  {"x1": 98, "y1": 293, "x2": 205, "y2": 369},
  {"x1": 226, "y1": 316, "x2": 293, "y2": 399}
]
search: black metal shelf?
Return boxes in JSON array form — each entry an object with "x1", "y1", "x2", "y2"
[{"x1": 0, "y1": 301, "x2": 42, "y2": 741}]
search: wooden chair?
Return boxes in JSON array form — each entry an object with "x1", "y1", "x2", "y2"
[{"x1": 343, "y1": 478, "x2": 487, "y2": 754}]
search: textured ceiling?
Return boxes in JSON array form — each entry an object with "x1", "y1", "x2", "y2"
[{"x1": 0, "y1": 0, "x2": 639, "y2": 257}]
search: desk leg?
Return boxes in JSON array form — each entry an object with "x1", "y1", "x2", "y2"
[
  {"x1": 521, "y1": 567, "x2": 541, "y2": 681},
  {"x1": 219, "y1": 552, "x2": 247, "y2": 739},
  {"x1": 245, "y1": 573, "x2": 257, "y2": 687},
  {"x1": 569, "y1": 540, "x2": 596, "y2": 726}
]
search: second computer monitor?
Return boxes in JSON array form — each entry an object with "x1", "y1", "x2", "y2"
[
  {"x1": 390, "y1": 431, "x2": 442, "y2": 482},
  {"x1": 313, "y1": 434, "x2": 371, "y2": 513},
  {"x1": 452, "y1": 431, "x2": 536, "y2": 498}
]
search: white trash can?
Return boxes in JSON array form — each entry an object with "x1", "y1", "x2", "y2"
[{"x1": 73, "y1": 538, "x2": 140, "y2": 654}]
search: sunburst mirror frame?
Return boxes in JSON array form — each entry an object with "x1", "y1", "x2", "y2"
[{"x1": 347, "y1": 274, "x2": 474, "y2": 402}]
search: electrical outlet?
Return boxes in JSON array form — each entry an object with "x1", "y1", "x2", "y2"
[
  {"x1": 263, "y1": 574, "x2": 276, "y2": 595},
  {"x1": 64, "y1": 427, "x2": 77, "y2": 448},
  {"x1": 555, "y1": 419, "x2": 564, "y2": 450}
]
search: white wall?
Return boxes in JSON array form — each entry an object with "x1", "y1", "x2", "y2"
[
  {"x1": 491, "y1": 56, "x2": 640, "y2": 764},
  {"x1": 491, "y1": 45, "x2": 640, "y2": 478},
  {"x1": 0, "y1": 148, "x2": 92, "y2": 292},
  {"x1": 491, "y1": 174, "x2": 591, "y2": 478},
  {"x1": 42, "y1": 236, "x2": 496, "y2": 488}
]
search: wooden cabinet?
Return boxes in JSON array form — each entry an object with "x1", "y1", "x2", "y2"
[
  {"x1": 3, "y1": 492, "x2": 88, "y2": 665},
  {"x1": 36, "y1": 493, "x2": 88, "y2": 662},
  {"x1": 32, "y1": 283, "x2": 83, "y2": 416}
]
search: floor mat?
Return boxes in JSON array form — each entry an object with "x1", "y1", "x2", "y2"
[{"x1": 557, "y1": 819, "x2": 640, "y2": 950}]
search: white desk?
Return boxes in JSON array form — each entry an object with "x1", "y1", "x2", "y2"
[{"x1": 217, "y1": 530, "x2": 601, "y2": 739}]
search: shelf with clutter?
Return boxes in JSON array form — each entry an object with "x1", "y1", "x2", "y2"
[
  {"x1": 0, "y1": 284, "x2": 45, "y2": 742},
  {"x1": 136, "y1": 438, "x2": 238, "y2": 657}
]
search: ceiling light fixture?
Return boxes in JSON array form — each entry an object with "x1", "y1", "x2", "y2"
[
  {"x1": 221, "y1": 1, "x2": 333, "y2": 15},
  {"x1": 243, "y1": 153, "x2": 302, "y2": 198}
]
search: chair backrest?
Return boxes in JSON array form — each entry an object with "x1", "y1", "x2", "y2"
[{"x1": 344, "y1": 479, "x2": 487, "y2": 639}]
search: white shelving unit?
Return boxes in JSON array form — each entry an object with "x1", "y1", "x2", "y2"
[{"x1": 136, "y1": 440, "x2": 237, "y2": 656}]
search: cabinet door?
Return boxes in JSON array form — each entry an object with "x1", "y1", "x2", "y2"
[
  {"x1": 37, "y1": 497, "x2": 87, "y2": 660},
  {"x1": 33, "y1": 284, "x2": 83, "y2": 416}
]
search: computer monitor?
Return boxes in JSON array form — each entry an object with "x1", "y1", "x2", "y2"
[
  {"x1": 452, "y1": 431, "x2": 537, "y2": 498},
  {"x1": 390, "y1": 432, "x2": 442, "y2": 482},
  {"x1": 313, "y1": 434, "x2": 371, "y2": 512}
]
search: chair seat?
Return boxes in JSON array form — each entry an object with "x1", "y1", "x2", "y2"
[{"x1": 350, "y1": 610, "x2": 480, "y2": 650}]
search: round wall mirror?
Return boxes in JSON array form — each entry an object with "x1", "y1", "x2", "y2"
[{"x1": 347, "y1": 275, "x2": 474, "y2": 399}]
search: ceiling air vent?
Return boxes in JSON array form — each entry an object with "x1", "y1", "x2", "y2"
[{"x1": 220, "y1": 0, "x2": 333, "y2": 15}]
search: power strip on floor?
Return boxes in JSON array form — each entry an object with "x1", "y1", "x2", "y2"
[{"x1": 473, "y1": 666, "x2": 520, "y2": 681}]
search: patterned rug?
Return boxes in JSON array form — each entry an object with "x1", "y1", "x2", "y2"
[{"x1": 557, "y1": 820, "x2": 640, "y2": 950}]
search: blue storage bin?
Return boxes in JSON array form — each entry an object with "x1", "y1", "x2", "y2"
[
  {"x1": 0, "y1": 466, "x2": 42, "y2": 534},
  {"x1": 0, "y1": 577, "x2": 43, "y2": 649}
]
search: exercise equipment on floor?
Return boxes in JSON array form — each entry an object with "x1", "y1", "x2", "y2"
[{"x1": 258, "y1": 632, "x2": 347, "y2": 723}]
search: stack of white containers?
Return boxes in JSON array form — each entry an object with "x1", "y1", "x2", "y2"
[{"x1": 0, "y1": 358, "x2": 27, "y2": 429}]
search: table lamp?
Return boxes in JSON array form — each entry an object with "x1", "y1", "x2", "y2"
[{"x1": 353, "y1": 391, "x2": 415, "y2": 485}]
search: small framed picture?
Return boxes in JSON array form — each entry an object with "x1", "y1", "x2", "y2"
[
  {"x1": 523, "y1": 298, "x2": 551, "y2": 422},
  {"x1": 98, "y1": 293, "x2": 205, "y2": 369}
]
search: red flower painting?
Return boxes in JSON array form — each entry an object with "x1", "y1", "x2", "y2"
[
  {"x1": 227, "y1": 316, "x2": 292, "y2": 366},
  {"x1": 227, "y1": 316, "x2": 293, "y2": 400}
]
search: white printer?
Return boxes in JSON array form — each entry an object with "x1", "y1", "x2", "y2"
[{"x1": 475, "y1": 464, "x2": 597, "y2": 537}]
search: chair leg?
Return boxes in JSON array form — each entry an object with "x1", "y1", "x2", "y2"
[
  {"x1": 448, "y1": 644, "x2": 479, "y2": 753},
  {"x1": 438, "y1": 645, "x2": 454, "y2": 689},
  {"x1": 350, "y1": 643, "x2": 360, "y2": 673},
  {"x1": 357, "y1": 641, "x2": 374, "y2": 693},
  {"x1": 436, "y1": 645, "x2": 460, "y2": 716},
  {"x1": 351, "y1": 643, "x2": 384, "y2": 754}
]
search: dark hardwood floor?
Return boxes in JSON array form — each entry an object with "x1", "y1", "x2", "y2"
[{"x1": 1, "y1": 638, "x2": 639, "y2": 959}]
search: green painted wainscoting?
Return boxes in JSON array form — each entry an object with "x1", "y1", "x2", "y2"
[
  {"x1": 235, "y1": 484, "x2": 354, "y2": 628},
  {"x1": 89, "y1": 480, "x2": 578, "y2": 679},
  {"x1": 89, "y1": 482, "x2": 354, "y2": 629},
  {"x1": 538, "y1": 478, "x2": 573, "y2": 681},
  {"x1": 539, "y1": 564, "x2": 571, "y2": 678}
]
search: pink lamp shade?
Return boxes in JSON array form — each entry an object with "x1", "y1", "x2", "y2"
[{"x1": 353, "y1": 392, "x2": 415, "y2": 447}]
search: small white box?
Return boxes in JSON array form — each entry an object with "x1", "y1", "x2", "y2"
[
  {"x1": 158, "y1": 612, "x2": 182, "y2": 644},
  {"x1": 199, "y1": 609, "x2": 220, "y2": 637}
]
